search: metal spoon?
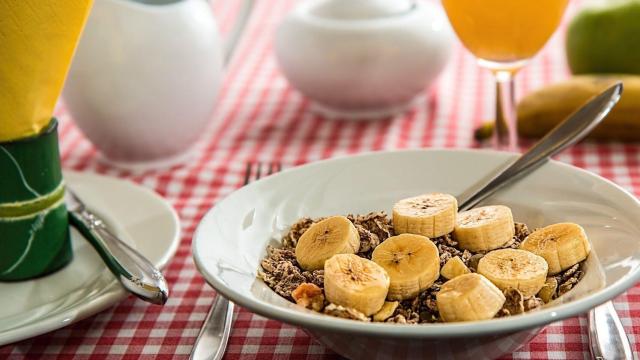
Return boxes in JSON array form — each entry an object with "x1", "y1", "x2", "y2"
[
  {"x1": 458, "y1": 82, "x2": 622, "y2": 210},
  {"x1": 457, "y1": 82, "x2": 633, "y2": 360},
  {"x1": 66, "y1": 189, "x2": 169, "y2": 305}
]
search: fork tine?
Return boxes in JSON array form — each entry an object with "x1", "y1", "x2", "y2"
[
  {"x1": 243, "y1": 162, "x2": 253, "y2": 186},
  {"x1": 244, "y1": 161, "x2": 283, "y2": 185},
  {"x1": 255, "y1": 162, "x2": 262, "y2": 181}
]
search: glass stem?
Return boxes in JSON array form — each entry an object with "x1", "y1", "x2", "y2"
[{"x1": 493, "y1": 70, "x2": 518, "y2": 151}]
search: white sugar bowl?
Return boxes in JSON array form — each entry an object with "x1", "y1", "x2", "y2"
[{"x1": 275, "y1": 0, "x2": 454, "y2": 119}]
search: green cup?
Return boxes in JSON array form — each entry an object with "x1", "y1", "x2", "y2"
[{"x1": 0, "y1": 118, "x2": 72, "y2": 280}]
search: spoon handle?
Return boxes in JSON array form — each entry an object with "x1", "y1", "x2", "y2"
[
  {"x1": 69, "y1": 211, "x2": 169, "y2": 305},
  {"x1": 189, "y1": 295, "x2": 234, "y2": 360},
  {"x1": 458, "y1": 82, "x2": 623, "y2": 211}
]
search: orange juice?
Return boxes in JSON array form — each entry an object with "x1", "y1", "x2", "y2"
[{"x1": 442, "y1": 0, "x2": 568, "y2": 64}]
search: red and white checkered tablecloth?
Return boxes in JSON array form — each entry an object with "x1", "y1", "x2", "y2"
[{"x1": 2, "y1": 0, "x2": 640, "y2": 359}]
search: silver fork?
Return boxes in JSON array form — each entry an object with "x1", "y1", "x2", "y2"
[{"x1": 190, "y1": 162, "x2": 282, "y2": 360}]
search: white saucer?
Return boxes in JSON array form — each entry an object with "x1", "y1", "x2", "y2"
[{"x1": 0, "y1": 171, "x2": 180, "y2": 346}]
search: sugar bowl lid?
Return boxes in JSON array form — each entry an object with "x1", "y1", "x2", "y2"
[{"x1": 309, "y1": 0, "x2": 414, "y2": 20}]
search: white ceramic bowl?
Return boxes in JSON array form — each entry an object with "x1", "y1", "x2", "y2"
[
  {"x1": 275, "y1": 1, "x2": 453, "y2": 119},
  {"x1": 192, "y1": 149, "x2": 640, "y2": 359}
]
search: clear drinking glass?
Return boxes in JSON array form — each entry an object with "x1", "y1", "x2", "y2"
[{"x1": 441, "y1": 0, "x2": 569, "y2": 150}]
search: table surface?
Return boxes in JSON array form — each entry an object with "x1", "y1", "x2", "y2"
[{"x1": 3, "y1": 0, "x2": 640, "y2": 359}]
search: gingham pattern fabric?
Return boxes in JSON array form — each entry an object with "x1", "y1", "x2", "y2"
[{"x1": 2, "y1": 0, "x2": 640, "y2": 359}]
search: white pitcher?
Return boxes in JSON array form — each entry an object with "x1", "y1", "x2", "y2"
[{"x1": 63, "y1": 0, "x2": 251, "y2": 169}]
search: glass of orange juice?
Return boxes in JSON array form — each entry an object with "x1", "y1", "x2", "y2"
[{"x1": 442, "y1": 0, "x2": 569, "y2": 150}]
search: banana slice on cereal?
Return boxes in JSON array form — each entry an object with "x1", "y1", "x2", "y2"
[
  {"x1": 437, "y1": 273, "x2": 506, "y2": 322},
  {"x1": 392, "y1": 193, "x2": 458, "y2": 238},
  {"x1": 454, "y1": 205, "x2": 515, "y2": 252},
  {"x1": 373, "y1": 301, "x2": 399, "y2": 322},
  {"x1": 477, "y1": 249, "x2": 548, "y2": 297},
  {"x1": 295, "y1": 216, "x2": 360, "y2": 270},
  {"x1": 520, "y1": 223, "x2": 590, "y2": 275},
  {"x1": 440, "y1": 256, "x2": 471, "y2": 280},
  {"x1": 324, "y1": 254, "x2": 390, "y2": 316},
  {"x1": 372, "y1": 234, "x2": 440, "y2": 300}
]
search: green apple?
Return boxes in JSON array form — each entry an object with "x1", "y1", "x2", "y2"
[{"x1": 566, "y1": 0, "x2": 640, "y2": 74}]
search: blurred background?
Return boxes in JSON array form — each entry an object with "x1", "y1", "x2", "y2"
[{"x1": 53, "y1": 0, "x2": 591, "y2": 168}]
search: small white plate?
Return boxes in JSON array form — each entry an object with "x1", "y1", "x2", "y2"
[{"x1": 0, "y1": 171, "x2": 180, "y2": 346}]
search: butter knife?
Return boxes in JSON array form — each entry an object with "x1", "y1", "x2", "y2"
[{"x1": 66, "y1": 188, "x2": 169, "y2": 305}]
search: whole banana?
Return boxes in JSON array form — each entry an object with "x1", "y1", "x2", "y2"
[{"x1": 474, "y1": 75, "x2": 640, "y2": 142}]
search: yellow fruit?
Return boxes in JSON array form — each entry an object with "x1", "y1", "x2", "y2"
[
  {"x1": 474, "y1": 75, "x2": 640, "y2": 142},
  {"x1": 441, "y1": 256, "x2": 471, "y2": 280},
  {"x1": 454, "y1": 205, "x2": 515, "y2": 252},
  {"x1": 437, "y1": 273, "x2": 506, "y2": 322},
  {"x1": 372, "y1": 301, "x2": 399, "y2": 322},
  {"x1": 295, "y1": 216, "x2": 360, "y2": 270},
  {"x1": 393, "y1": 193, "x2": 458, "y2": 238},
  {"x1": 537, "y1": 277, "x2": 558, "y2": 303},
  {"x1": 520, "y1": 222, "x2": 590, "y2": 275},
  {"x1": 371, "y1": 234, "x2": 440, "y2": 300},
  {"x1": 477, "y1": 249, "x2": 548, "y2": 297},
  {"x1": 323, "y1": 254, "x2": 390, "y2": 316}
]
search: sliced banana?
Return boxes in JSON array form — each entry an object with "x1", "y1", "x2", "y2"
[
  {"x1": 393, "y1": 193, "x2": 458, "y2": 238},
  {"x1": 436, "y1": 273, "x2": 506, "y2": 322},
  {"x1": 441, "y1": 256, "x2": 470, "y2": 280},
  {"x1": 371, "y1": 234, "x2": 440, "y2": 300},
  {"x1": 454, "y1": 205, "x2": 515, "y2": 252},
  {"x1": 477, "y1": 249, "x2": 548, "y2": 297},
  {"x1": 324, "y1": 254, "x2": 390, "y2": 316},
  {"x1": 295, "y1": 216, "x2": 360, "y2": 270},
  {"x1": 537, "y1": 277, "x2": 558, "y2": 303},
  {"x1": 520, "y1": 222, "x2": 591, "y2": 275},
  {"x1": 373, "y1": 301, "x2": 399, "y2": 322}
]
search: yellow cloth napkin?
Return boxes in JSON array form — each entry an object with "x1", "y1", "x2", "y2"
[{"x1": 0, "y1": 0, "x2": 93, "y2": 142}]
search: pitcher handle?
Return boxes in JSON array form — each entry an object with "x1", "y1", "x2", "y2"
[{"x1": 220, "y1": 0, "x2": 254, "y2": 65}]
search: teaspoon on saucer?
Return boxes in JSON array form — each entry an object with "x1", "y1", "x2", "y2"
[{"x1": 66, "y1": 189, "x2": 169, "y2": 305}]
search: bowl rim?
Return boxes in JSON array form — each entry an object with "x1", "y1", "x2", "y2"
[{"x1": 193, "y1": 148, "x2": 640, "y2": 338}]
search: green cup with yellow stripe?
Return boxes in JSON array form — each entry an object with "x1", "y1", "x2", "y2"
[{"x1": 0, "y1": 118, "x2": 72, "y2": 280}]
